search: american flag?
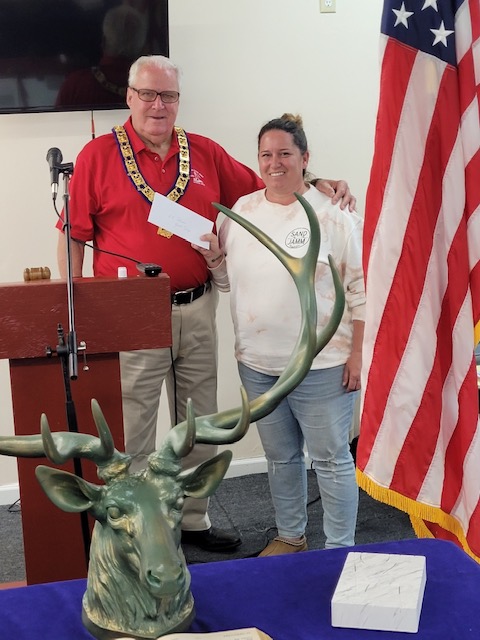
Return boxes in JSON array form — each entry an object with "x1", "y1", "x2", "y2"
[{"x1": 357, "y1": 0, "x2": 480, "y2": 558}]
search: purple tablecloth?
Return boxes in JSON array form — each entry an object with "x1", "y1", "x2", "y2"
[{"x1": 1, "y1": 538, "x2": 478, "y2": 639}]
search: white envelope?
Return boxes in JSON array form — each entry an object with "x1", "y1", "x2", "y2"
[{"x1": 148, "y1": 192, "x2": 213, "y2": 249}]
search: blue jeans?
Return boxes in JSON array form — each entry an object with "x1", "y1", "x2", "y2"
[{"x1": 238, "y1": 362, "x2": 358, "y2": 548}]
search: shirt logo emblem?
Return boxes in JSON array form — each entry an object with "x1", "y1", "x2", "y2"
[
  {"x1": 285, "y1": 228, "x2": 310, "y2": 248},
  {"x1": 191, "y1": 169, "x2": 205, "y2": 186}
]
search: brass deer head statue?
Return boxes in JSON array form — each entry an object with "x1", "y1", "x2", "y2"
[{"x1": 0, "y1": 194, "x2": 345, "y2": 639}]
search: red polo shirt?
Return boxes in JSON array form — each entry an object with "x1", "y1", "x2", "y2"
[{"x1": 58, "y1": 118, "x2": 263, "y2": 291}]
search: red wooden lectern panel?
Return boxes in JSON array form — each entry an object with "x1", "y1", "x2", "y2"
[{"x1": 0, "y1": 276, "x2": 171, "y2": 585}]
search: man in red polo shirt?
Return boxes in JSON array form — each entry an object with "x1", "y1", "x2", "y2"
[{"x1": 57, "y1": 55, "x2": 356, "y2": 552}]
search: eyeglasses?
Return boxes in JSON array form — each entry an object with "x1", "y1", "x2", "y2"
[{"x1": 130, "y1": 87, "x2": 180, "y2": 103}]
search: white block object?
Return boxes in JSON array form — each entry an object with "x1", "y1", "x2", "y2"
[{"x1": 331, "y1": 552, "x2": 427, "y2": 633}]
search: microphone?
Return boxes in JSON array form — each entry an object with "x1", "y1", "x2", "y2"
[
  {"x1": 46, "y1": 147, "x2": 63, "y2": 200},
  {"x1": 136, "y1": 263, "x2": 163, "y2": 277}
]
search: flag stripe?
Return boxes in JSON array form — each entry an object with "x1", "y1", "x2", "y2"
[
  {"x1": 469, "y1": 0, "x2": 480, "y2": 43},
  {"x1": 442, "y1": 360, "x2": 479, "y2": 512},
  {"x1": 362, "y1": 37, "x2": 416, "y2": 276},
  {"x1": 462, "y1": 0, "x2": 480, "y2": 338}
]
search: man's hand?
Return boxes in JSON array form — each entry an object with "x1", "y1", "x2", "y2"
[{"x1": 314, "y1": 179, "x2": 357, "y2": 212}]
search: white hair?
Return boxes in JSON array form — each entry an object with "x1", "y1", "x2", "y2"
[{"x1": 128, "y1": 56, "x2": 181, "y2": 88}]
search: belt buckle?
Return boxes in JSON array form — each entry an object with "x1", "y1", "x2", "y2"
[
  {"x1": 172, "y1": 287, "x2": 194, "y2": 305},
  {"x1": 172, "y1": 282, "x2": 209, "y2": 305}
]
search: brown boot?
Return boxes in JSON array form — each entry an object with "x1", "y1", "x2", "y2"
[{"x1": 258, "y1": 536, "x2": 308, "y2": 557}]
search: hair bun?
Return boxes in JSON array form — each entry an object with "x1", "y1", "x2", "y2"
[{"x1": 280, "y1": 113, "x2": 303, "y2": 128}]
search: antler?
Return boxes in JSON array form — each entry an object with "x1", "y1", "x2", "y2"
[
  {"x1": 154, "y1": 192, "x2": 345, "y2": 461},
  {"x1": 0, "y1": 400, "x2": 129, "y2": 477}
]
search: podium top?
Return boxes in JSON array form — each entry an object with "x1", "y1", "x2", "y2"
[{"x1": 0, "y1": 276, "x2": 172, "y2": 360}]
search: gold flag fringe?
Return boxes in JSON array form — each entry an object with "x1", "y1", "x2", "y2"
[{"x1": 356, "y1": 468, "x2": 480, "y2": 564}]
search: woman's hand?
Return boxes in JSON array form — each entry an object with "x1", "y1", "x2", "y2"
[
  {"x1": 343, "y1": 351, "x2": 362, "y2": 392},
  {"x1": 191, "y1": 233, "x2": 224, "y2": 268}
]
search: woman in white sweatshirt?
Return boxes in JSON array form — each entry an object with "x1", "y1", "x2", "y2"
[{"x1": 195, "y1": 113, "x2": 365, "y2": 555}]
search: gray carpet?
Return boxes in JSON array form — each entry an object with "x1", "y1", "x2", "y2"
[
  {"x1": 0, "y1": 499, "x2": 23, "y2": 583},
  {"x1": 182, "y1": 470, "x2": 415, "y2": 563},
  {"x1": 0, "y1": 471, "x2": 415, "y2": 583}
]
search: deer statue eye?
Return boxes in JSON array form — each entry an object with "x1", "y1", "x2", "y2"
[{"x1": 107, "y1": 506, "x2": 122, "y2": 520}]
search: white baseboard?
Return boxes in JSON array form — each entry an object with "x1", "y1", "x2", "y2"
[
  {"x1": 224, "y1": 456, "x2": 268, "y2": 478},
  {"x1": 224, "y1": 454, "x2": 313, "y2": 478},
  {"x1": 0, "y1": 483, "x2": 20, "y2": 506},
  {"x1": 0, "y1": 456, "x2": 313, "y2": 504},
  {"x1": 0, "y1": 459, "x2": 268, "y2": 504}
]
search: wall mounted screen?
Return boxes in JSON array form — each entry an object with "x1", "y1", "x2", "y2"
[{"x1": 0, "y1": 0, "x2": 169, "y2": 114}]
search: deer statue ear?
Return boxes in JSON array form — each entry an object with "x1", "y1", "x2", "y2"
[
  {"x1": 35, "y1": 465, "x2": 103, "y2": 513},
  {"x1": 179, "y1": 450, "x2": 232, "y2": 499}
]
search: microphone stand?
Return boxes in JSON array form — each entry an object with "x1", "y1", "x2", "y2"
[
  {"x1": 47, "y1": 160, "x2": 91, "y2": 566},
  {"x1": 62, "y1": 168, "x2": 78, "y2": 381}
]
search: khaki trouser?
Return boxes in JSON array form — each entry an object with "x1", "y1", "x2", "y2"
[{"x1": 120, "y1": 286, "x2": 218, "y2": 530}]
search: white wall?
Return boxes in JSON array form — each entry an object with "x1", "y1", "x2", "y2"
[{"x1": 0, "y1": 0, "x2": 383, "y2": 499}]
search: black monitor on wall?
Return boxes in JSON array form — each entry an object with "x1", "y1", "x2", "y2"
[{"x1": 0, "y1": 0, "x2": 169, "y2": 114}]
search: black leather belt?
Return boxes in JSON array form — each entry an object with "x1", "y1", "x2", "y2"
[{"x1": 171, "y1": 281, "x2": 211, "y2": 305}]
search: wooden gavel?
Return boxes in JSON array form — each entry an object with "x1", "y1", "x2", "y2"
[{"x1": 23, "y1": 267, "x2": 51, "y2": 281}]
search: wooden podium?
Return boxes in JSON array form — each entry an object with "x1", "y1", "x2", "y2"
[{"x1": 0, "y1": 275, "x2": 171, "y2": 585}]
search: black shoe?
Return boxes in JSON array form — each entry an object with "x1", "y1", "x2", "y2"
[{"x1": 181, "y1": 526, "x2": 242, "y2": 552}]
